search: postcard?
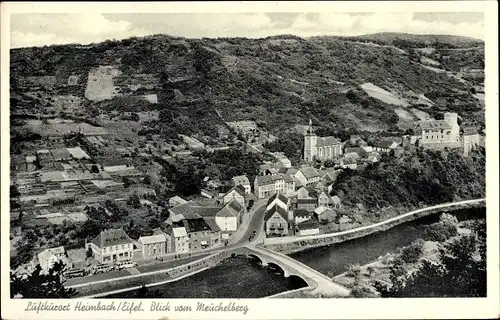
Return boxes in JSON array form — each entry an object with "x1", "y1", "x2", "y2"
[{"x1": 1, "y1": 1, "x2": 498, "y2": 319}]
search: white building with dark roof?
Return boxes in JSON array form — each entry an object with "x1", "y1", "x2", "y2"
[
  {"x1": 415, "y1": 112, "x2": 460, "y2": 148},
  {"x1": 86, "y1": 228, "x2": 134, "y2": 264},
  {"x1": 232, "y1": 175, "x2": 251, "y2": 194},
  {"x1": 138, "y1": 233, "x2": 167, "y2": 258},
  {"x1": 304, "y1": 119, "x2": 343, "y2": 162}
]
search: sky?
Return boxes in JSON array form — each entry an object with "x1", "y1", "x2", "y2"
[{"x1": 10, "y1": 12, "x2": 485, "y2": 48}]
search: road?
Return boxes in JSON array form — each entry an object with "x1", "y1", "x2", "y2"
[{"x1": 264, "y1": 198, "x2": 486, "y2": 245}]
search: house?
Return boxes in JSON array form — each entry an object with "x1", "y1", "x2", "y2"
[
  {"x1": 174, "y1": 218, "x2": 221, "y2": 251},
  {"x1": 215, "y1": 199, "x2": 244, "y2": 233},
  {"x1": 415, "y1": 113, "x2": 460, "y2": 148},
  {"x1": 296, "y1": 186, "x2": 317, "y2": 200},
  {"x1": 171, "y1": 227, "x2": 189, "y2": 253},
  {"x1": 267, "y1": 192, "x2": 290, "y2": 211},
  {"x1": 331, "y1": 195, "x2": 342, "y2": 209},
  {"x1": 314, "y1": 206, "x2": 337, "y2": 223},
  {"x1": 138, "y1": 233, "x2": 167, "y2": 258},
  {"x1": 232, "y1": 175, "x2": 251, "y2": 194},
  {"x1": 340, "y1": 157, "x2": 358, "y2": 170},
  {"x1": 277, "y1": 158, "x2": 292, "y2": 168},
  {"x1": 221, "y1": 185, "x2": 246, "y2": 206},
  {"x1": 295, "y1": 218, "x2": 320, "y2": 236},
  {"x1": 203, "y1": 176, "x2": 219, "y2": 190},
  {"x1": 293, "y1": 209, "x2": 311, "y2": 225},
  {"x1": 254, "y1": 175, "x2": 275, "y2": 199},
  {"x1": 200, "y1": 189, "x2": 217, "y2": 199},
  {"x1": 321, "y1": 169, "x2": 341, "y2": 184},
  {"x1": 318, "y1": 191, "x2": 333, "y2": 208},
  {"x1": 373, "y1": 140, "x2": 399, "y2": 153},
  {"x1": 169, "y1": 196, "x2": 188, "y2": 208},
  {"x1": 37, "y1": 246, "x2": 69, "y2": 272},
  {"x1": 314, "y1": 181, "x2": 325, "y2": 192},
  {"x1": 366, "y1": 152, "x2": 381, "y2": 163},
  {"x1": 86, "y1": 228, "x2": 135, "y2": 264},
  {"x1": 153, "y1": 227, "x2": 171, "y2": 254},
  {"x1": 167, "y1": 200, "x2": 223, "y2": 223},
  {"x1": 296, "y1": 198, "x2": 318, "y2": 211},
  {"x1": 254, "y1": 174, "x2": 295, "y2": 199},
  {"x1": 304, "y1": 119, "x2": 343, "y2": 162},
  {"x1": 294, "y1": 167, "x2": 320, "y2": 187},
  {"x1": 264, "y1": 205, "x2": 289, "y2": 236}
]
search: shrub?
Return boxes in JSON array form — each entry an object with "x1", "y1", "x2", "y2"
[{"x1": 400, "y1": 239, "x2": 424, "y2": 264}]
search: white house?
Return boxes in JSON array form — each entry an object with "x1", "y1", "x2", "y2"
[
  {"x1": 232, "y1": 175, "x2": 251, "y2": 194},
  {"x1": 171, "y1": 227, "x2": 189, "y2": 253},
  {"x1": 37, "y1": 246, "x2": 68, "y2": 272},
  {"x1": 138, "y1": 234, "x2": 167, "y2": 258},
  {"x1": 215, "y1": 200, "x2": 244, "y2": 233},
  {"x1": 86, "y1": 228, "x2": 135, "y2": 264},
  {"x1": 221, "y1": 185, "x2": 246, "y2": 206},
  {"x1": 294, "y1": 167, "x2": 320, "y2": 187},
  {"x1": 264, "y1": 205, "x2": 289, "y2": 236},
  {"x1": 266, "y1": 192, "x2": 290, "y2": 212}
]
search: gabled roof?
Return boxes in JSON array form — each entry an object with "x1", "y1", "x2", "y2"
[
  {"x1": 462, "y1": 127, "x2": 479, "y2": 135},
  {"x1": 264, "y1": 204, "x2": 288, "y2": 222},
  {"x1": 255, "y1": 175, "x2": 274, "y2": 186},
  {"x1": 205, "y1": 218, "x2": 221, "y2": 232},
  {"x1": 417, "y1": 120, "x2": 452, "y2": 130},
  {"x1": 297, "y1": 198, "x2": 318, "y2": 204},
  {"x1": 294, "y1": 209, "x2": 310, "y2": 218},
  {"x1": 344, "y1": 147, "x2": 368, "y2": 157},
  {"x1": 216, "y1": 200, "x2": 242, "y2": 218},
  {"x1": 232, "y1": 175, "x2": 250, "y2": 186},
  {"x1": 268, "y1": 192, "x2": 289, "y2": 205},
  {"x1": 169, "y1": 200, "x2": 223, "y2": 219},
  {"x1": 299, "y1": 167, "x2": 319, "y2": 179},
  {"x1": 331, "y1": 195, "x2": 341, "y2": 204},
  {"x1": 90, "y1": 228, "x2": 134, "y2": 248},
  {"x1": 181, "y1": 218, "x2": 217, "y2": 233},
  {"x1": 283, "y1": 174, "x2": 295, "y2": 183},
  {"x1": 296, "y1": 218, "x2": 319, "y2": 230},
  {"x1": 223, "y1": 185, "x2": 246, "y2": 198},
  {"x1": 316, "y1": 136, "x2": 341, "y2": 147},
  {"x1": 138, "y1": 234, "x2": 167, "y2": 245},
  {"x1": 170, "y1": 196, "x2": 188, "y2": 205}
]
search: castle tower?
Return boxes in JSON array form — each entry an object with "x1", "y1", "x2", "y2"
[
  {"x1": 304, "y1": 119, "x2": 317, "y2": 162},
  {"x1": 444, "y1": 112, "x2": 460, "y2": 142}
]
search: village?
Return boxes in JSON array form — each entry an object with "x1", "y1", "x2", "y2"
[{"x1": 9, "y1": 110, "x2": 482, "y2": 285}]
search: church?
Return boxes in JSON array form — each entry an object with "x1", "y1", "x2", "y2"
[{"x1": 303, "y1": 119, "x2": 343, "y2": 162}]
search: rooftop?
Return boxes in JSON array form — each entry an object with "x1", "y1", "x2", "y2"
[
  {"x1": 299, "y1": 167, "x2": 319, "y2": 179},
  {"x1": 172, "y1": 227, "x2": 188, "y2": 238},
  {"x1": 138, "y1": 234, "x2": 167, "y2": 245},
  {"x1": 316, "y1": 136, "x2": 341, "y2": 147},
  {"x1": 268, "y1": 192, "x2": 289, "y2": 205},
  {"x1": 296, "y1": 218, "x2": 320, "y2": 230},
  {"x1": 90, "y1": 228, "x2": 134, "y2": 248},
  {"x1": 418, "y1": 120, "x2": 452, "y2": 130},
  {"x1": 264, "y1": 204, "x2": 288, "y2": 222},
  {"x1": 294, "y1": 209, "x2": 310, "y2": 218},
  {"x1": 232, "y1": 175, "x2": 250, "y2": 186}
]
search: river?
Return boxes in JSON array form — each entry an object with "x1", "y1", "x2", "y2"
[{"x1": 106, "y1": 206, "x2": 485, "y2": 298}]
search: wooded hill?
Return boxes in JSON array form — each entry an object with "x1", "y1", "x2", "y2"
[{"x1": 10, "y1": 33, "x2": 484, "y2": 141}]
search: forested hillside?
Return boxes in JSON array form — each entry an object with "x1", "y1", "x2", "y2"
[{"x1": 10, "y1": 33, "x2": 484, "y2": 143}]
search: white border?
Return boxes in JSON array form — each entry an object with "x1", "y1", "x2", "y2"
[{"x1": 1, "y1": 2, "x2": 498, "y2": 320}]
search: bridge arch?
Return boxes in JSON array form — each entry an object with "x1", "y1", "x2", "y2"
[
  {"x1": 267, "y1": 262, "x2": 288, "y2": 277},
  {"x1": 247, "y1": 253, "x2": 268, "y2": 266}
]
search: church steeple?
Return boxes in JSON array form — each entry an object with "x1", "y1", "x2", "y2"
[{"x1": 306, "y1": 118, "x2": 314, "y2": 135}]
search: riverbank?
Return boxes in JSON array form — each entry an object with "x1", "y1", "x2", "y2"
[
  {"x1": 333, "y1": 218, "x2": 482, "y2": 297},
  {"x1": 262, "y1": 199, "x2": 485, "y2": 255}
]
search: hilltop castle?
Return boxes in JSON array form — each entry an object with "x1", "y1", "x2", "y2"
[{"x1": 303, "y1": 119, "x2": 343, "y2": 162}]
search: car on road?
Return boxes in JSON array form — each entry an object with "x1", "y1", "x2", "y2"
[
  {"x1": 249, "y1": 231, "x2": 257, "y2": 241},
  {"x1": 114, "y1": 260, "x2": 137, "y2": 270}
]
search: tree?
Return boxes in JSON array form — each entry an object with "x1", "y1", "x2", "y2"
[
  {"x1": 90, "y1": 164, "x2": 100, "y2": 173},
  {"x1": 375, "y1": 220, "x2": 486, "y2": 297},
  {"x1": 10, "y1": 261, "x2": 78, "y2": 298},
  {"x1": 130, "y1": 112, "x2": 140, "y2": 122},
  {"x1": 400, "y1": 239, "x2": 424, "y2": 264},
  {"x1": 127, "y1": 194, "x2": 141, "y2": 209}
]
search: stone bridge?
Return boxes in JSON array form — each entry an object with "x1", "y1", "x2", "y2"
[{"x1": 229, "y1": 245, "x2": 350, "y2": 297}]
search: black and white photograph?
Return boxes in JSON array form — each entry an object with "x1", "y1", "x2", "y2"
[{"x1": 1, "y1": 2, "x2": 498, "y2": 320}]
